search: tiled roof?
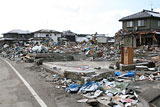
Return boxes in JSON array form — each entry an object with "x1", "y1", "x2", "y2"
[
  {"x1": 119, "y1": 10, "x2": 160, "y2": 21},
  {"x1": 4, "y1": 29, "x2": 32, "y2": 34},
  {"x1": 62, "y1": 30, "x2": 76, "y2": 36},
  {"x1": 34, "y1": 29, "x2": 61, "y2": 33}
]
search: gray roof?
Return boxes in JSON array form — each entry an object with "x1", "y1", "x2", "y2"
[
  {"x1": 62, "y1": 30, "x2": 76, "y2": 36},
  {"x1": 3, "y1": 29, "x2": 32, "y2": 35},
  {"x1": 34, "y1": 29, "x2": 61, "y2": 33},
  {"x1": 119, "y1": 10, "x2": 160, "y2": 21}
]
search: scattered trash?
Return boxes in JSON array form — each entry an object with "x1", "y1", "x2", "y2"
[
  {"x1": 83, "y1": 90, "x2": 103, "y2": 99},
  {"x1": 77, "y1": 99, "x2": 88, "y2": 103},
  {"x1": 66, "y1": 84, "x2": 81, "y2": 93},
  {"x1": 139, "y1": 75, "x2": 147, "y2": 80},
  {"x1": 79, "y1": 81, "x2": 99, "y2": 94},
  {"x1": 119, "y1": 71, "x2": 135, "y2": 77},
  {"x1": 2, "y1": 33, "x2": 160, "y2": 107},
  {"x1": 114, "y1": 72, "x2": 122, "y2": 76}
]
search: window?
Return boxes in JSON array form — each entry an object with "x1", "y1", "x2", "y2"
[
  {"x1": 158, "y1": 21, "x2": 160, "y2": 26},
  {"x1": 127, "y1": 21, "x2": 133, "y2": 27},
  {"x1": 138, "y1": 20, "x2": 146, "y2": 26}
]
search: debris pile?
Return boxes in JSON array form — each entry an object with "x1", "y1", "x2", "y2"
[
  {"x1": 37, "y1": 64, "x2": 146, "y2": 107},
  {"x1": 0, "y1": 39, "x2": 120, "y2": 63},
  {"x1": 1, "y1": 37, "x2": 160, "y2": 107},
  {"x1": 37, "y1": 60, "x2": 160, "y2": 107},
  {"x1": 45, "y1": 71, "x2": 140, "y2": 107}
]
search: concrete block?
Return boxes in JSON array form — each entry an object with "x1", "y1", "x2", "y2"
[
  {"x1": 64, "y1": 69, "x2": 95, "y2": 80},
  {"x1": 73, "y1": 55, "x2": 87, "y2": 61},
  {"x1": 91, "y1": 71, "x2": 114, "y2": 81},
  {"x1": 120, "y1": 64, "x2": 135, "y2": 71},
  {"x1": 136, "y1": 66, "x2": 148, "y2": 71},
  {"x1": 139, "y1": 88, "x2": 160, "y2": 103}
]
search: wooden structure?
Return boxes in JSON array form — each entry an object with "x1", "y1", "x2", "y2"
[{"x1": 121, "y1": 47, "x2": 134, "y2": 65}]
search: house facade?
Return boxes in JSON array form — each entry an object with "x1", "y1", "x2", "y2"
[
  {"x1": 115, "y1": 10, "x2": 160, "y2": 47},
  {"x1": 62, "y1": 30, "x2": 77, "y2": 42},
  {"x1": 2, "y1": 29, "x2": 33, "y2": 44},
  {"x1": 33, "y1": 29, "x2": 61, "y2": 44}
]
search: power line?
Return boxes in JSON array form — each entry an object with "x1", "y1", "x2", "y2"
[
  {"x1": 149, "y1": 0, "x2": 160, "y2": 10},
  {"x1": 153, "y1": 3, "x2": 160, "y2": 9}
]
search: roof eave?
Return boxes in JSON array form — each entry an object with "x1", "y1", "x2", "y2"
[
  {"x1": 119, "y1": 16, "x2": 154, "y2": 21},
  {"x1": 33, "y1": 30, "x2": 61, "y2": 34}
]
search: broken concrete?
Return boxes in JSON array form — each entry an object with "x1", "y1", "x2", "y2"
[
  {"x1": 139, "y1": 88, "x2": 160, "y2": 107},
  {"x1": 120, "y1": 64, "x2": 135, "y2": 71},
  {"x1": 41, "y1": 61, "x2": 113, "y2": 81}
]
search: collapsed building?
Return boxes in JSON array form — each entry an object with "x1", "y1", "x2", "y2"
[
  {"x1": 62, "y1": 30, "x2": 77, "y2": 42},
  {"x1": 1, "y1": 10, "x2": 160, "y2": 106}
]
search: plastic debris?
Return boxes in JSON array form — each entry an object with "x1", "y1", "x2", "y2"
[
  {"x1": 65, "y1": 84, "x2": 81, "y2": 93},
  {"x1": 139, "y1": 75, "x2": 147, "y2": 80},
  {"x1": 114, "y1": 72, "x2": 122, "y2": 76},
  {"x1": 119, "y1": 71, "x2": 135, "y2": 77},
  {"x1": 77, "y1": 99, "x2": 88, "y2": 103},
  {"x1": 85, "y1": 46, "x2": 90, "y2": 51},
  {"x1": 83, "y1": 90, "x2": 103, "y2": 99},
  {"x1": 79, "y1": 81, "x2": 99, "y2": 94}
]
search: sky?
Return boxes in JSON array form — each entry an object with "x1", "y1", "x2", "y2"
[{"x1": 0, "y1": 0, "x2": 160, "y2": 37}]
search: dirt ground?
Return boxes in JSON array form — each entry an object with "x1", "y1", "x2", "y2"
[{"x1": 8, "y1": 59, "x2": 91, "y2": 107}]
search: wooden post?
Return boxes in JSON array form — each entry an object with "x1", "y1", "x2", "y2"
[
  {"x1": 123, "y1": 47, "x2": 134, "y2": 65},
  {"x1": 121, "y1": 47, "x2": 124, "y2": 64},
  {"x1": 121, "y1": 36, "x2": 134, "y2": 65},
  {"x1": 121, "y1": 47, "x2": 134, "y2": 65}
]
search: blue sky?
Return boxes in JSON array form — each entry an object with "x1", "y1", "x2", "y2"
[{"x1": 0, "y1": 0, "x2": 160, "y2": 36}]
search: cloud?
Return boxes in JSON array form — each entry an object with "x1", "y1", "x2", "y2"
[
  {"x1": 155, "y1": 8, "x2": 160, "y2": 12},
  {"x1": 0, "y1": 0, "x2": 132, "y2": 36}
]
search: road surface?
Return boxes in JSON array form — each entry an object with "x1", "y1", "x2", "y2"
[{"x1": 0, "y1": 58, "x2": 89, "y2": 107}]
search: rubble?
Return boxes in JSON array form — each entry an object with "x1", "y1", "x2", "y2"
[{"x1": 1, "y1": 36, "x2": 160, "y2": 107}]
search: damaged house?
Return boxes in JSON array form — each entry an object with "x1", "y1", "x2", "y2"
[
  {"x1": 1, "y1": 29, "x2": 33, "y2": 45},
  {"x1": 62, "y1": 30, "x2": 77, "y2": 42},
  {"x1": 33, "y1": 29, "x2": 61, "y2": 44},
  {"x1": 115, "y1": 9, "x2": 160, "y2": 47}
]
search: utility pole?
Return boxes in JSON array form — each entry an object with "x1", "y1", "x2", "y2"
[{"x1": 150, "y1": 1, "x2": 153, "y2": 11}]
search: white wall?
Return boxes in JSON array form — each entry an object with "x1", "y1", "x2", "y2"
[
  {"x1": 49, "y1": 33, "x2": 61, "y2": 43},
  {"x1": 34, "y1": 33, "x2": 46, "y2": 38},
  {"x1": 97, "y1": 37, "x2": 107, "y2": 43},
  {"x1": 34, "y1": 33, "x2": 61, "y2": 43}
]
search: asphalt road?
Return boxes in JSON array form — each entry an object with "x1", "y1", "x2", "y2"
[
  {"x1": 0, "y1": 58, "x2": 41, "y2": 107},
  {"x1": 0, "y1": 58, "x2": 90, "y2": 107}
]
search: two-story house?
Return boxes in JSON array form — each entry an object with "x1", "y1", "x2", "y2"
[
  {"x1": 2, "y1": 29, "x2": 33, "y2": 44},
  {"x1": 116, "y1": 9, "x2": 160, "y2": 47},
  {"x1": 33, "y1": 29, "x2": 62, "y2": 44}
]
